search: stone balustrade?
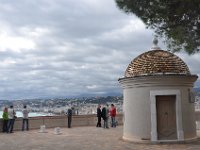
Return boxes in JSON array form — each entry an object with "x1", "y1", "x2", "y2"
[
  {"x1": 0, "y1": 114, "x2": 123, "y2": 131},
  {"x1": 195, "y1": 111, "x2": 200, "y2": 130},
  {"x1": 1, "y1": 112, "x2": 200, "y2": 131}
]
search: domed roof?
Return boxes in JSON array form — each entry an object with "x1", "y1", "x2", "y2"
[{"x1": 125, "y1": 49, "x2": 190, "y2": 77}]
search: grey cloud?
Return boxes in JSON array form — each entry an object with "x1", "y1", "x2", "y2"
[{"x1": 0, "y1": 0, "x2": 199, "y2": 100}]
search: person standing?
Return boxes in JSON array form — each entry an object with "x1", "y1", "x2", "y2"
[
  {"x1": 110, "y1": 104, "x2": 116, "y2": 128},
  {"x1": 67, "y1": 107, "x2": 73, "y2": 128},
  {"x1": 101, "y1": 104, "x2": 109, "y2": 129},
  {"x1": 22, "y1": 105, "x2": 29, "y2": 131},
  {"x1": 7, "y1": 105, "x2": 16, "y2": 133},
  {"x1": 96, "y1": 104, "x2": 102, "y2": 127},
  {"x1": 2, "y1": 107, "x2": 9, "y2": 133}
]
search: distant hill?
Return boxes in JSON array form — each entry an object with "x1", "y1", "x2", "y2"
[
  {"x1": 194, "y1": 87, "x2": 200, "y2": 97},
  {"x1": 194, "y1": 87, "x2": 200, "y2": 92},
  {"x1": 76, "y1": 92, "x2": 122, "y2": 98}
]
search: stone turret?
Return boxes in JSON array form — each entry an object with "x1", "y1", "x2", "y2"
[{"x1": 119, "y1": 39, "x2": 198, "y2": 143}]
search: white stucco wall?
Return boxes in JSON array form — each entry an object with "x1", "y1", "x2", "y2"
[
  {"x1": 123, "y1": 87, "x2": 151, "y2": 141},
  {"x1": 181, "y1": 88, "x2": 196, "y2": 139}
]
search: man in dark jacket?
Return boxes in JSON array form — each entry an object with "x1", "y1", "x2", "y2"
[
  {"x1": 67, "y1": 107, "x2": 73, "y2": 128},
  {"x1": 101, "y1": 104, "x2": 109, "y2": 129},
  {"x1": 96, "y1": 105, "x2": 102, "y2": 127}
]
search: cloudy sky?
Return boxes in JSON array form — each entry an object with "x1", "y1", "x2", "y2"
[{"x1": 0, "y1": 0, "x2": 199, "y2": 100}]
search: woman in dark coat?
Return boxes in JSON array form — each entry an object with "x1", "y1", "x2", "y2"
[{"x1": 96, "y1": 105, "x2": 102, "y2": 127}]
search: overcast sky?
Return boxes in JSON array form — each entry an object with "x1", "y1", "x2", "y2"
[{"x1": 0, "y1": 0, "x2": 199, "y2": 100}]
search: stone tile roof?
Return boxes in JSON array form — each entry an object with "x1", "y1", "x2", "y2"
[{"x1": 125, "y1": 50, "x2": 190, "y2": 77}]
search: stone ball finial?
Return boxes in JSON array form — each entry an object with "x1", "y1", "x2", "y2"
[
  {"x1": 153, "y1": 38, "x2": 158, "y2": 46},
  {"x1": 151, "y1": 37, "x2": 161, "y2": 50}
]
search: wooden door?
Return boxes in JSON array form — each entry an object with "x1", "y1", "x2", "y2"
[{"x1": 156, "y1": 95, "x2": 177, "y2": 140}]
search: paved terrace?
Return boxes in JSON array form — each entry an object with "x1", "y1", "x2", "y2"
[{"x1": 1, "y1": 126, "x2": 200, "y2": 150}]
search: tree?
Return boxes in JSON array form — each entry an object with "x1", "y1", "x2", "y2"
[{"x1": 115, "y1": 0, "x2": 200, "y2": 54}]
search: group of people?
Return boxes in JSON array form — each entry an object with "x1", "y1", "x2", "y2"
[
  {"x1": 96, "y1": 104, "x2": 116, "y2": 129},
  {"x1": 1, "y1": 104, "x2": 116, "y2": 132},
  {"x1": 2, "y1": 105, "x2": 29, "y2": 133}
]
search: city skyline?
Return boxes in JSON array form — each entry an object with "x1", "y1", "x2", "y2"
[{"x1": 0, "y1": 0, "x2": 199, "y2": 100}]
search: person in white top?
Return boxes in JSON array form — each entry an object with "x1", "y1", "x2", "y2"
[
  {"x1": 7, "y1": 105, "x2": 16, "y2": 133},
  {"x1": 22, "y1": 105, "x2": 29, "y2": 131}
]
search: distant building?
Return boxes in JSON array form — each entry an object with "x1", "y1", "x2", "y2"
[{"x1": 119, "y1": 38, "x2": 198, "y2": 143}]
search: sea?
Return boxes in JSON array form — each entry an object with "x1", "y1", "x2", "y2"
[{"x1": 0, "y1": 111, "x2": 54, "y2": 118}]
